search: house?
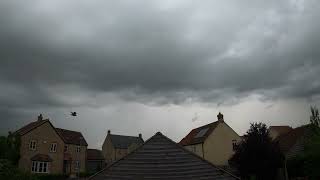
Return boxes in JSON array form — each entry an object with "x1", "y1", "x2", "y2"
[
  {"x1": 13, "y1": 114, "x2": 87, "y2": 175},
  {"x1": 101, "y1": 130, "x2": 144, "y2": 165},
  {"x1": 89, "y1": 132, "x2": 239, "y2": 180},
  {"x1": 87, "y1": 149, "x2": 105, "y2": 173},
  {"x1": 179, "y1": 112, "x2": 241, "y2": 166},
  {"x1": 269, "y1": 126, "x2": 293, "y2": 140},
  {"x1": 276, "y1": 124, "x2": 313, "y2": 159}
]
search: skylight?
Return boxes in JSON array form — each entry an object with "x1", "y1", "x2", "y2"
[{"x1": 195, "y1": 128, "x2": 209, "y2": 138}]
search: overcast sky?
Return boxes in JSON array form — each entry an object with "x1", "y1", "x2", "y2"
[{"x1": 1, "y1": 0, "x2": 319, "y2": 149}]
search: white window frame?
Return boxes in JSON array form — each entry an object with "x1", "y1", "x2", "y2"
[
  {"x1": 76, "y1": 146, "x2": 81, "y2": 153},
  {"x1": 50, "y1": 143, "x2": 57, "y2": 152},
  {"x1": 31, "y1": 161, "x2": 49, "y2": 173},
  {"x1": 29, "y1": 140, "x2": 37, "y2": 151}
]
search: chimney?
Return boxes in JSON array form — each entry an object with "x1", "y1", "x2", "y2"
[
  {"x1": 139, "y1": 133, "x2": 142, "y2": 139},
  {"x1": 217, "y1": 112, "x2": 224, "y2": 123},
  {"x1": 37, "y1": 114, "x2": 43, "y2": 121},
  {"x1": 108, "y1": 130, "x2": 111, "y2": 135}
]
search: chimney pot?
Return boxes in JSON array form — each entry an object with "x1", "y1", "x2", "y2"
[
  {"x1": 139, "y1": 133, "x2": 142, "y2": 139},
  {"x1": 38, "y1": 114, "x2": 43, "y2": 121},
  {"x1": 108, "y1": 130, "x2": 111, "y2": 135},
  {"x1": 217, "y1": 112, "x2": 224, "y2": 122}
]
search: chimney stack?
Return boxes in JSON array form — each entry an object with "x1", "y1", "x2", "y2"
[
  {"x1": 37, "y1": 114, "x2": 43, "y2": 121},
  {"x1": 217, "y1": 112, "x2": 224, "y2": 123},
  {"x1": 139, "y1": 133, "x2": 142, "y2": 139},
  {"x1": 108, "y1": 130, "x2": 111, "y2": 135}
]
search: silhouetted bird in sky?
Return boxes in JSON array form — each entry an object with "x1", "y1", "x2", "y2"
[{"x1": 71, "y1": 112, "x2": 77, "y2": 116}]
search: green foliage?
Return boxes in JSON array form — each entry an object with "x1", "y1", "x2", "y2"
[
  {"x1": 310, "y1": 106, "x2": 320, "y2": 127},
  {"x1": 229, "y1": 122, "x2": 283, "y2": 180},
  {"x1": 0, "y1": 133, "x2": 21, "y2": 165},
  {"x1": 0, "y1": 159, "x2": 38, "y2": 180}
]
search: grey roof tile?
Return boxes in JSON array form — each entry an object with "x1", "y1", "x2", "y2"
[
  {"x1": 110, "y1": 134, "x2": 144, "y2": 149},
  {"x1": 90, "y1": 132, "x2": 239, "y2": 180}
]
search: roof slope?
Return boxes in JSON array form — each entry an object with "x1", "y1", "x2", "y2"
[
  {"x1": 14, "y1": 119, "x2": 49, "y2": 136},
  {"x1": 88, "y1": 149, "x2": 105, "y2": 160},
  {"x1": 90, "y1": 132, "x2": 238, "y2": 180},
  {"x1": 56, "y1": 128, "x2": 88, "y2": 146},
  {"x1": 109, "y1": 134, "x2": 144, "y2": 149},
  {"x1": 269, "y1": 126, "x2": 293, "y2": 136},
  {"x1": 179, "y1": 121, "x2": 220, "y2": 146},
  {"x1": 276, "y1": 125, "x2": 313, "y2": 158}
]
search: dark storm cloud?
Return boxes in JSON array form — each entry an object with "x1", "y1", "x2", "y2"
[{"x1": 1, "y1": 0, "x2": 320, "y2": 110}]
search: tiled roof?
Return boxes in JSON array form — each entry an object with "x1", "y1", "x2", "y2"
[
  {"x1": 89, "y1": 132, "x2": 239, "y2": 180},
  {"x1": 88, "y1": 149, "x2": 105, "y2": 160},
  {"x1": 179, "y1": 121, "x2": 220, "y2": 146},
  {"x1": 56, "y1": 128, "x2": 88, "y2": 146},
  {"x1": 14, "y1": 119, "x2": 49, "y2": 136},
  {"x1": 269, "y1": 126, "x2": 293, "y2": 136},
  {"x1": 275, "y1": 125, "x2": 313, "y2": 158},
  {"x1": 109, "y1": 134, "x2": 144, "y2": 149},
  {"x1": 31, "y1": 154, "x2": 53, "y2": 162}
]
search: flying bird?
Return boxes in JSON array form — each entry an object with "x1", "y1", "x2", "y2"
[{"x1": 71, "y1": 112, "x2": 77, "y2": 116}]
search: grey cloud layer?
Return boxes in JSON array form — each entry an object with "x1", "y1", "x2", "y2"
[{"x1": 1, "y1": 0, "x2": 320, "y2": 111}]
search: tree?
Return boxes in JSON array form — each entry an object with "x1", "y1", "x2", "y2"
[
  {"x1": 310, "y1": 106, "x2": 320, "y2": 127},
  {"x1": 229, "y1": 123, "x2": 283, "y2": 180},
  {"x1": 0, "y1": 133, "x2": 20, "y2": 165}
]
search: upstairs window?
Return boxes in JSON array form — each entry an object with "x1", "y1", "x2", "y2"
[
  {"x1": 29, "y1": 140, "x2": 37, "y2": 151},
  {"x1": 232, "y1": 140, "x2": 237, "y2": 151},
  {"x1": 50, "y1": 143, "x2": 57, "y2": 152},
  {"x1": 76, "y1": 146, "x2": 81, "y2": 153},
  {"x1": 64, "y1": 145, "x2": 68, "y2": 152}
]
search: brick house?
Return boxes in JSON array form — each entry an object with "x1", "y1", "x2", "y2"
[
  {"x1": 101, "y1": 130, "x2": 144, "y2": 165},
  {"x1": 13, "y1": 114, "x2": 87, "y2": 175},
  {"x1": 179, "y1": 112, "x2": 241, "y2": 166}
]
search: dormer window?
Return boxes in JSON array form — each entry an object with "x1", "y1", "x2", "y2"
[{"x1": 29, "y1": 140, "x2": 37, "y2": 150}]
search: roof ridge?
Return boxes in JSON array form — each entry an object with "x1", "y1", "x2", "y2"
[
  {"x1": 89, "y1": 132, "x2": 239, "y2": 180},
  {"x1": 109, "y1": 133, "x2": 140, "y2": 138}
]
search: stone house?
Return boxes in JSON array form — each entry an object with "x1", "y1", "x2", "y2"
[
  {"x1": 101, "y1": 130, "x2": 144, "y2": 165},
  {"x1": 87, "y1": 149, "x2": 105, "y2": 173},
  {"x1": 179, "y1": 112, "x2": 241, "y2": 166},
  {"x1": 13, "y1": 114, "x2": 87, "y2": 175}
]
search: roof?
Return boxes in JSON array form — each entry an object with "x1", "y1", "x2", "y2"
[
  {"x1": 13, "y1": 117, "x2": 88, "y2": 146},
  {"x1": 276, "y1": 125, "x2": 313, "y2": 158},
  {"x1": 90, "y1": 132, "x2": 239, "y2": 180},
  {"x1": 31, "y1": 154, "x2": 53, "y2": 162},
  {"x1": 269, "y1": 126, "x2": 293, "y2": 136},
  {"x1": 56, "y1": 128, "x2": 88, "y2": 146},
  {"x1": 87, "y1": 149, "x2": 105, "y2": 160},
  {"x1": 109, "y1": 134, "x2": 144, "y2": 149},
  {"x1": 179, "y1": 121, "x2": 220, "y2": 146},
  {"x1": 14, "y1": 119, "x2": 49, "y2": 136}
]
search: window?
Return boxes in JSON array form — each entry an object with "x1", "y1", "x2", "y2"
[
  {"x1": 29, "y1": 140, "x2": 37, "y2": 150},
  {"x1": 50, "y1": 143, "x2": 57, "y2": 152},
  {"x1": 31, "y1": 161, "x2": 49, "y2": 173},
  {"x1": 76, "y1": 146, "x2": 81, "y2": 153},
  {"x1": 232, "y1": 140, "x2": 237, "y2": 151},
  {"x1": 64, "y1": 145, "x2": 68, "y2": 152},
  {"x1": 75, "y1": 161, "x2": 80, "y2": 170},
  {"x1": 192, "y1": 146, "x2": 196, "y2": 152},
  {"x1": 195, "y1": 128, "x2": 209, "y2": 138}
]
